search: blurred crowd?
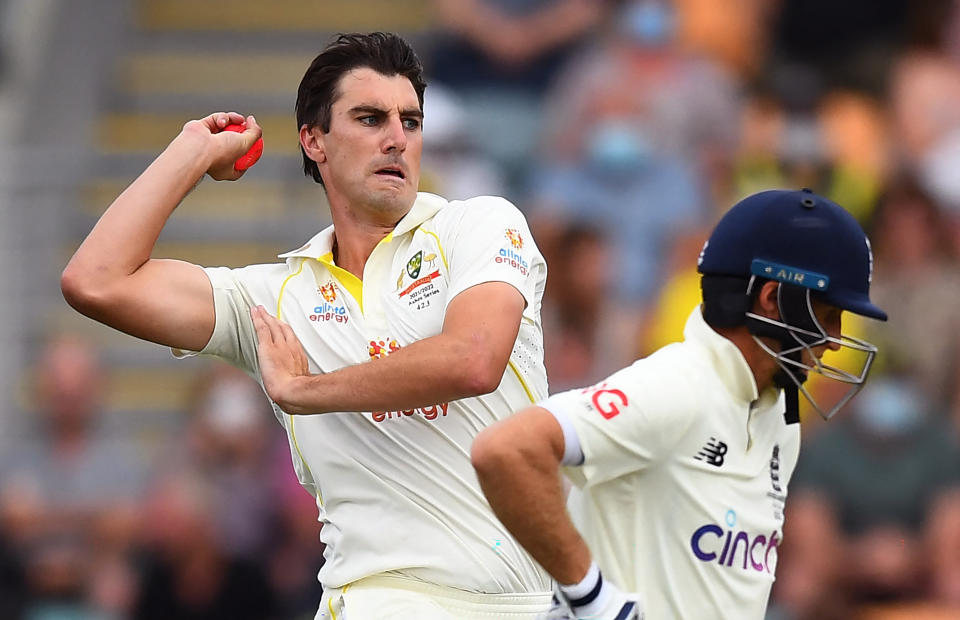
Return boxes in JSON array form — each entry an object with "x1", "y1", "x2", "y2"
[
  {"x1": 4, "y1": 0, "x2": 960, "y2": 618},
  {"x1": 0, "y1": 339, "x2": 324, "y2": 620}
]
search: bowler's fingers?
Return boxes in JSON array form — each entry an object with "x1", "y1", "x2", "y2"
[
  {"x1": 252, "y1": 306, "x2": 302, "y2": 358},
  {"x1": 199, "y1": 111, "x2": 246, "y2": 133},
  {"x1": 251, "y1": 306, "x2": 275, "y2": 346},
  {"x1": 280, "y1": 322, "x2": 309, "y2": 371},
  {"x1": 261, "y1": 307, "x2": 287, "y2": 347},
  {"x1": 242, "y1": 114, "x2": 262, "y2": 142}
]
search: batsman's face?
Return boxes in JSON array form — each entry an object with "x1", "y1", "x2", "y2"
[
  {"x1": 797, "y1": 300, "x2": 843, "y2": 374},
  {"x1": 311, "y1": 68, "x2": 422, "y2": 218}
]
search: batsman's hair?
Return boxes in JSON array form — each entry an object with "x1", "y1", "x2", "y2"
[{"x1": 296, "y1": 32, "x2": 427, "y2": 185}]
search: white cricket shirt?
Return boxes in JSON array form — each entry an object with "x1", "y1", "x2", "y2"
[
  {"x1": 180, "y1": 192, "x2": 551, "y2": 594},
  {"x1": 542, "y1": 307, "x2": 800, "y2": 619}
]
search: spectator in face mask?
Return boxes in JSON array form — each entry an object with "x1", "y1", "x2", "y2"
[
  {"x1": 771, "y1": 373, "x2": 960, "y2": 619},
  {"x1": 526, "y1": 0, "x2": 737, "y2": 309},
  {"x1": 538, "y1": 0, "x2": 741, "y2": 188}
]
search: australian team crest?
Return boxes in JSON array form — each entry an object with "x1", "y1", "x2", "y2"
[
  {"x1": 318, "y1": 282, "x2": 337, "y2": 302},
  {"x1": 406, "y1": 250, "x2": 423, "y2": 279},
  {"x1": 505, "y1": 229, "x2": 523, "y2": 249}
]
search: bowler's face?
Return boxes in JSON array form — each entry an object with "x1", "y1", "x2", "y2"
[{"x1": 316, "y1": 67, "x2": 422, "y2": 217}]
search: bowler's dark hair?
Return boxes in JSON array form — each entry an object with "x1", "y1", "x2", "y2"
[{"x1": 296, "y1": 32, "x2": 427, "y2": 185}]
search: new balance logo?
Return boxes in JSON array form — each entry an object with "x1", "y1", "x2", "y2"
[{"x1": 695, "y1": 437, "x2": 728, "y2": 467}]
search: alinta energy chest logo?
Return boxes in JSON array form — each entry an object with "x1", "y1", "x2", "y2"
[
  {"x1": 319, "y1": 282, "x2": 337, "y2": 303},
  {"x1": 366, "y1": 337, "x2": 448, "y2": 423},
  {"x1": 368, "y1": 338, "x2": 401, "y2": 360},
  {"x1": 497, "y1": 229, "x2": 530, "y2": 275},
  {"x1": 310, "y1": 281, "x2": 348, "y2": 324}
]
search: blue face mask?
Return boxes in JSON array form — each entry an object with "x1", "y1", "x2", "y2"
[
  {"x1": 586, "y1": 122, "x2": 653, "y2": 172},
  {"x1": 852, "y1": 377, "x2": 924, "y2": 437},
  {"x1": 620, "y1": 1, "x2": 675, "y2": 47}
]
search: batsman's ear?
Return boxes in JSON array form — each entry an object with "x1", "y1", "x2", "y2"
[
  {"x1": 755, "y1": 280, "x2": 781, "y2": 320},
  {"x1": 299, "y1": 124, "x2": 326, "y2": 164}
]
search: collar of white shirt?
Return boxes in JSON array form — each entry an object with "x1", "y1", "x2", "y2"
[
  {"x1": 277, "y1": 192, "x2": 449, "y2": 260},
  {"x1": 684, "y1": 306, "x2": 776, "y2": 407}
]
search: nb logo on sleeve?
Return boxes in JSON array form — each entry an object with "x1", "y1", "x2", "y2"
[{"x1": 695, "y1": 437, "x2": 728, "y2": 467}]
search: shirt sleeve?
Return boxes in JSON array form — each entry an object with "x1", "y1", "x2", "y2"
[
  {"x1": 539, "y1": 354, "x2": 699, "y2": 488},
  {"x1": 173, "y1": 262, "x2": 291, "y2": 376},
  {"x1": 173, "y1": 261, "x2": 320, "y2": 497},
  {"x1": 434, "y1": 196, "x2": 547, "y2": 319}
]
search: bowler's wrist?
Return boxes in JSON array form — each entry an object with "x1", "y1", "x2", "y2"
[
  {"x1": 165, "y1": 131, "x2": 216, "y2": 181},
  {"x1": 274, "y1": 375, "x2": 326, "y2": 415}
]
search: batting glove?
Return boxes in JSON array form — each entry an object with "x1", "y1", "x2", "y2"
[{"x1": 554, "y1": 563, "x2": 643, "y2": 620}]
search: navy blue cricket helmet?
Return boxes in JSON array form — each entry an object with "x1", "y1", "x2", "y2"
[
  {"x1": 697, "y1": 189, "x2": 887, "y2": 421},
  {"x1": 698, "y1": 188, "x2": 886, "y2": 321}
]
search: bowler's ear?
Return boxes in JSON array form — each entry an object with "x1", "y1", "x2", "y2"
[
  {"x1": 754, "y1": 280, "x2": 781, "y2": 321},
  {"x1": 299, "y1": 125, "x2": 326, "y2": 164}
]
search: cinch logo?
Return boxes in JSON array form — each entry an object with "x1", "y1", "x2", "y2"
[
  {"x1": 369, "y1": 339, "x2": 400, "y2": 360},
  {"x1": 580, "y1": 382, "x2": 628, "y2": 419},
  {"x1": 505, "y1": 229, "x2": 524, "y2": 249},
  {"x1": 690, "y1": 510, "x2": 780, "y2": 574},
  {"x1": 695, "y1": 437, "x2": 727, "y2": 467},
  {"x1": 496, "y1": 248, "x2": 529, "y2": 275},
  {"x1": 310, "y1": 303, "x2": 348, "y2": 324},
  {"x1": 319, "y1": 282, "x2": 337, "y2": 302}
]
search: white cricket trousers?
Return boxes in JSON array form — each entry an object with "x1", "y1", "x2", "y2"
[{"x1": 315, "y1": 574, "x2": 553, "y2": 619}]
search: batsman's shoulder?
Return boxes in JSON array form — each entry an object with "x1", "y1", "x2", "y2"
[{"x1": 633, "y1": 345, "x2": 712, "y2": 420}]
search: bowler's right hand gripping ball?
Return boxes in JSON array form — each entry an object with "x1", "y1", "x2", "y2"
[{"x1": 222, "y1": 123, "x2": 264, "y2": 171}]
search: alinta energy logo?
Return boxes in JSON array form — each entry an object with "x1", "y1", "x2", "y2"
[
  {"x1": 368, "y1": 338, "x2": 401, "y2": 360},
  {"x1": 318, "y1": 282, "x2": 337, "y2": 303},
  {"x1": 496, "y1": 244, "x2": 530, "y2": 275},
  {"x1": 505, "y1": 228, "x2": 524, "y2": 249},
  {"x1": 310, "y1": 281, "x2": 347, "y2": 324}
]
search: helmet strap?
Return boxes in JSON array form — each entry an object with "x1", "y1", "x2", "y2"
[{"x1": 773, "y1": 361, "x2": 802, "y2": 425}]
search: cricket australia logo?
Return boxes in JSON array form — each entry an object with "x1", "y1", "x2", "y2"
[
  {"x1": 695, "y1": 437, "x2": 728, "y2": 467},
  {"x1": 406, "y1": 251, "x2": 423, "y2": 279},
  {"x1": 318, "y1": 282, "x2": 337, "y2": 302}
]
